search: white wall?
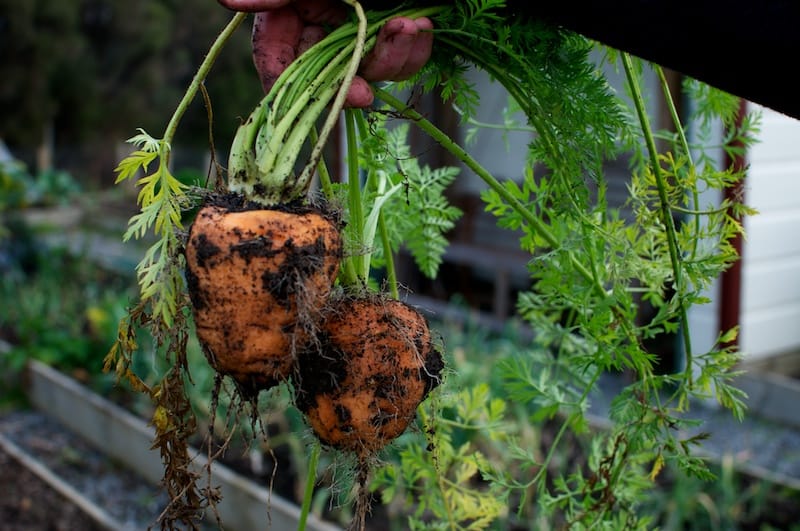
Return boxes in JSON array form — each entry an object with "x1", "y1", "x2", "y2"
[
  {"x1": 739, "y1": 105, "x2": 800, "y2": 359},
  {"x1": 451, "y1": 68, "x2": 532, "y2": 194}
]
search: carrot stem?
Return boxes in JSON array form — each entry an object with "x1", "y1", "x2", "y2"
[
  {"x1": 378, "y1": 211, "x2": 400, "y2": 299},
  {"x1": 374, "y1": 86, "x2": 642, "y2": 352},
  {"x1": 345, "y1": 109, "x2": 367, "y2": 283},
  {"x1": 162, "y1": 12, "x2": 247, "y2": 152},
  {"x1": 308, "y1": 126, "x2": 336, "y2": 201},
  {"x1": 622, "y1": 54, "x2": 693, "y2": 383},
  {"x1": 228, "y1": 5, "x2": 445, "y2": 205},
  {"x1": 297, "y1": 0, "x2": 367, "y2": 189},
  {"x1": 297, "y1": 442, "x2": 321, "y2": 531}
]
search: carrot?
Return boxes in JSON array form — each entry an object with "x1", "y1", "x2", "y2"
[
  {"x1": 185, "y1": 194, "x2": 342, "y2": 394},
  {"x1": 295, "y1": 291, "x2": 444, "y2": 456},
  {"x1": 180, "y1": 4, "x2": 379, "y2": 396}
]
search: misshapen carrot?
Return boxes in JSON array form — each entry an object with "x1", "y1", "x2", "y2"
[
  {"x1": 185, "y1": 194, "x2": 342, "y2": 395},
  {"x1": 296, "y1": 291, "x2": 444, "y2": 456}
]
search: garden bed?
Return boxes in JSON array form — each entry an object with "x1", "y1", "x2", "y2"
[
  {"x1": 4, "y1": 196, "x2": 800, "y2": 529},
  {"x1": 0, "y1": 412, "x2": 167, "y2": 531},
  {"x1": 11, "y1": 360, "x2": 800, "y2": 530},
  {"x1": 0, "y1": 446, "x2": 105, "y2": 531},
  {"x1": 737, "y1": 351, "x2": 800, "y2": 429},
  {"x1": 12, "y1": 360, "x2": 339, "y2": 531}
]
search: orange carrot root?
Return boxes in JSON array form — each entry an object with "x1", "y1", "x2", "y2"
[
  {"x1": 296, "y1": 291, "x2": 444, "y2": 456},
  {"x1": 185, "y1": 193, "x2": 342, "y2": 394}
]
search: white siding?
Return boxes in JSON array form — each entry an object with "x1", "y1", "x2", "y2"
[
  {"x1": 740, "y1": 104, "x2": 800, "y2": 359},
  {"x1": 452, "y1": 69, "x2": 533, "y2": 195}
]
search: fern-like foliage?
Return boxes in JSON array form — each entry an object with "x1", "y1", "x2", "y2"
[
  {"x1": 403, "y1": 164, "x2": 462, "y2": 278},
  {"x1": 114, "y1": 129, "x2": 189, "y2": 329},
  {"x1": 373, "y1": 383, "x2": 509, "y2": 530},
  {"x1": 398, "y1": 2, "x2": 759, "y2": 518},
  {"x1": 411, "y1": 0, "x2": 629, "y2": 191},
  {"x1": 355, "y1": 118, "x2": 462, "y2": 279}
]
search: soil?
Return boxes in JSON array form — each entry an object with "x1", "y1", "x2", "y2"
[
  {"x1": 0, "y1": 410, "x2": 204, "y2": 531},
  {"x1": 0, "y1": 447, "x2": 105, "y2": 531}
]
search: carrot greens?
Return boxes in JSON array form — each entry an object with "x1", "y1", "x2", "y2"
[
  {"x1": 227, "y1": 5, "x2": 445, "y2": 205},
  {"x1": 105, "y1": 0, "x2": 758, "y2": 528},
  {"x1": 113, "y1": 12, "x2": 247, "y2": 330}
]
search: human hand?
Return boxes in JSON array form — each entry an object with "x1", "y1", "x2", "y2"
[{"x1": 217, "y1": 0, "x2": 434, "y2": 107}]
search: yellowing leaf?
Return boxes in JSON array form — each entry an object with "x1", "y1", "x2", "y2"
[
  {"x1": 719, "y1": 326, "x2": 739, "y2": 345},
  {"x1": 454, "y1": 457, "x2": 479, "y2": 484},
  {"x1": 649, "y1": 452, "x2": 664, "y2": 481},
  {"x1": 115, "y1": 150, "x2": 158, "y2": 184},
  {"x1": 152, "y1": 405, "x2": 173, "y2": 433},
  {"x1": 85, "y1": 305, "x2": 110, "y2": 336}
]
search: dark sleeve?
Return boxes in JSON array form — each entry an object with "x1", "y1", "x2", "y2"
[
  {"x1": 364, "y1": 0, "x2": 800, "y2": 119},
  {"x1": 515, "y1": 1, "x2": 800, "y2": 119}
]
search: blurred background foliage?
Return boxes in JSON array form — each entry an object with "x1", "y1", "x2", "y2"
[{"x1": 0, "y1": 0, "x2": 263, "y2": 186}]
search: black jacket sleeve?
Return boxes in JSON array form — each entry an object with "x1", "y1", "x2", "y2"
[
  {"x1": 365, "y1": 1, "x2": 800, "y2": 119},
  {"x1": 520, "y1": 1, "x2": 800, "y2": 120}
]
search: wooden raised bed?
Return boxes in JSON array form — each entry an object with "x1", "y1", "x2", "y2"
[{"x1": 23, "y1": 360, "x2": 339, "y2": 531}]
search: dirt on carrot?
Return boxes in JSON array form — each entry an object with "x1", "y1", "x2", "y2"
[
  {"x1": 185, "y1": 193, "x2": 342, "y2": 395},
  {"x1": 295, "y1": 290, "x2": 444, "y2": 457}
]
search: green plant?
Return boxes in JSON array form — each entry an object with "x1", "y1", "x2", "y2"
[
  {"x1": 0, "y1": 245, "x2": 134, "y2": 400},
  {"x1": 368, "y1": 38, "x2": 754, "y2": 524},
  {"x1": 0, "y1": 159, "x2": 82, "y2": 280},
  {"x1": 104, "y1": 1, "x2": 759, "y2": 529},
  {"x1": 0, "y1": 160, "x2": 31, "y2": 214},
  {"x1": 348, "y1": 117, "x2": 462, "y2": 285},
  {"x1": 0, "y1": 161, "x2": 81, "y2": 208},
  {"x1": 641, "y1": 453, "x2": 800, "y2": 530}
]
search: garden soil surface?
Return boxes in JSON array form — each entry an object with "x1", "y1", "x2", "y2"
[
  {"x1": 0, "y1": 410, "x2": 188, "y2": 531},
  {"x1": 0, "y1": 446, "x2": 105, "y2": 531}
]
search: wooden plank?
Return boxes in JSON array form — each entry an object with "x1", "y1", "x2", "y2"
[
  {"x1": 743, "y1": 211, "x2": 800, "y2": 260},
  {"x1": 748, "y1": 106, "x2": 800, "y2": 165},
  {"x1": 25, "y1": 361, "x2": 340, "y2": 531},
  {"x1": 746, "y1": 161, "x2": 800, "y2": 212}
]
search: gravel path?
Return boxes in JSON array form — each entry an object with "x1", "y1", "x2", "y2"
[
  {"x1": 688, "y1": 400, "x2": 800, "y2": 489},
  {"x1": 0, "y1": 442, "x2": 106, "y2": 531}
]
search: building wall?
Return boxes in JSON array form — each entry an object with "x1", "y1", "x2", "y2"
[{"x1": 739, "y1": 104, "x2": 800, "y2": 359}]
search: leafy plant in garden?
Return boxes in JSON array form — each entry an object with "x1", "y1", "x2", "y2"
[
  {"x1": 0, "y1": 246, "x2": 133, "y2": 388},
  {"x1": 374, "y1": 383, "x2": 510, "y2": 529},
  {"x1": 641, "y1": 452, "x2": 800, "y2": 530},
  {"x1": 0, "y1": 160, "x2": 82, "y2": 243},
  {"x1": 103, "y1": 1, "x2": 758, "y2": 529},
  {"x1": 336, "y1": 114, "x2": 462, "y2": 291},
  {"x1": 373, "y1": 54, "x2": 756, "y2": 529},
  {"x1": 106, "y1": 5, "x2": 448, "y2": 528}
]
